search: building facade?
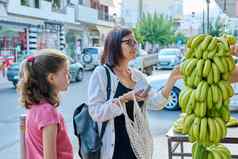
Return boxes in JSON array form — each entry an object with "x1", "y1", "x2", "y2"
[{"x1": 0, "y1": 0, "x2": 117, "y2": 61}]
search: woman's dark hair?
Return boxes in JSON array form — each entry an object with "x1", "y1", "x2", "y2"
[
  {"x1": 100, "y1": 27, "x2": 132, "y2": 67},
  {"x1": 17, "y1": 49, "x2": 68, "y2": 109}
]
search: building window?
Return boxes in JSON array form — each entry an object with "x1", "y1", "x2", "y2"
[
  {"x1": 21, "y1": 0, "x2": 29, "y2": 6},
  {"x1": 78, "y1": 0, "x2": 83, "y2": 5},
  {"x1": 21, "y1": 0, "x2": 39, "y2": 8},
  {"x1": 98, "y1": 4, "x2": 109, "y2": 21}
]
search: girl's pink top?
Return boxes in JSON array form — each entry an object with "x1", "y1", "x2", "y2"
[{"x1": 25, "y1": 102, "x2": 73, "y2": 159}]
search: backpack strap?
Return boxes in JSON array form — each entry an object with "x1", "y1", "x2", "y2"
[{"x1": 99, "y1": 65, "x2": 111, "y2": 139}]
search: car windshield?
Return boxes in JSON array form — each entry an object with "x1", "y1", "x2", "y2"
[
  {"x1": 159, "y1": 49, "x2": 179, "y2": 56},
  {"x1": 83, "y1": 48, "x2": 98, "y2": 54}
]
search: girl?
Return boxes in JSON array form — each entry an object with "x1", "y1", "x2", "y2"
[
  {"x1": 87, "y1": 28, "x2": 181, "y2": 159},
  {"x1": 17, "y1": 49, "x2": 73, "y2": 159}
]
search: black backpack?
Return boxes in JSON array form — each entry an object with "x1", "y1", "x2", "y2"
[{"x1": 73, "y1": 65, "x2": 111, "y2": 159}]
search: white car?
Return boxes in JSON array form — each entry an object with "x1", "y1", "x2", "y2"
[
  {"x1": 80, "y1": 47, "x2": 103, "y2": 70},
  {"x1": 158, "y1": 48, "x2": 182, "y2": 69},
  {"x1": 147, "y1": 73, "x2": 238, "y2": 111}
]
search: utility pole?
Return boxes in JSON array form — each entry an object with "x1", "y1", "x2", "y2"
[
  {"x1": 139, "y1": 0, "x2": 143, "y2": 21},
  {"x1": 206, "y1": 0, "x2": 210, "y2": 33}
]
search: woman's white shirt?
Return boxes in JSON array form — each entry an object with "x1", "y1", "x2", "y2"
[{"x1": 87, "y1": 65, "x2": 169, "y2": 159}]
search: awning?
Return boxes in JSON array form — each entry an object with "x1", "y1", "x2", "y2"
[{"x1": 99, "y1": 0, "x2": 114, "y2": 7}]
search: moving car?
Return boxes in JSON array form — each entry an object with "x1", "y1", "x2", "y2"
[
  {"x1": 158, "y1": 48, "x2": 182, "y2": 69},
  {"x1": 7, "y1": 58, "x2": 84, "y2": 88},
  {"x1": 80, "y1": 47, "x2": 103, "y2": 70}
]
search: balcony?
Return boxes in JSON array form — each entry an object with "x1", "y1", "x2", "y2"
[
  {"x1": 7, "y1": 0, "x2": 75, "y2": 23},
  {"x1": 75, "y1": 4, "x2": 98, "y2": 24}
]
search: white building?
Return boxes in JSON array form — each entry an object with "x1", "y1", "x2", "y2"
[
  {"x1": 0, "y1": 0, "x2": 117, "y2": 59},
  {"x1": 121, "y1": 0, "x2": 183, "y2": 27}
]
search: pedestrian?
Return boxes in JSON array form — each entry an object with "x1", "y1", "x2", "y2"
[
  {"x1": 17, "y1": 49, "x2": 73, "y2": 159},
  {"x1": 87, "y1": 28, "x2": 181, "y2": 159}
]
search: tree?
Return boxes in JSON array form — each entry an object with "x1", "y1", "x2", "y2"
[
  {"x1": 134, "y1": 13, "x2": 175, "y2": 48},
  {"x1": 209, "y1": 17, "x2": 225, "y2": 36}
]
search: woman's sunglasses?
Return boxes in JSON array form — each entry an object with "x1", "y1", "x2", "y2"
[{"x1": 121, "y1": 39, "x2": 138, "y2": 48}]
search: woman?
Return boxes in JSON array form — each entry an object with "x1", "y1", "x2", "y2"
[{"x1": 87, "y1": 28, "x2": 181, "y2": 159}]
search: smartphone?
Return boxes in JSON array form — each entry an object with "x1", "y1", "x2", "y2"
[{"x1": 134, "y1": 80, "x2": 151, "y2": 96}]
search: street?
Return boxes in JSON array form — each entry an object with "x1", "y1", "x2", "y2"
[{"x1": 0, "y1": 70, "x2": 238, "y2": 159}]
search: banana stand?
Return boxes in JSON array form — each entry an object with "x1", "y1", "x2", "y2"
[{"x1": 166, "y1": 127, "x2": 238, "y2": 159}]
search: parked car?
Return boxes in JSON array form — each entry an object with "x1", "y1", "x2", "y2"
[
  {"x1": 7, "y1": 58, "x2": 84, "y2": 88},
  {"x1": 129, "y1": 49, "x2": 158, "y2": 75},
  {"x1": 80, "y1": 47, "x2": 103, "y2": 70},
  {"x1": 146, "y1": 73, "x2": 238, "y2": 111},
  {"x1": 158, "y1": 48, "x2": 182, "y2": 69}
]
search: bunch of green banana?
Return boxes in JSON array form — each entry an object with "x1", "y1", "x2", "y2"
[
  {"x1": 173, "y1": 113, "x2": 186, "y2": 134},
  {"x1": 177, "y1": 34, "x2": 237, "y2": 159},
  {"x1": 206, "y1": 144, "x2": 231, "y2": 159},
  {"x1": 226, "y1": 116, "x2": 238, "y2": 127}
]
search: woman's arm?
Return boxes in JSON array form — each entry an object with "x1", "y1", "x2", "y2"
[
  {"x1": 88, "y1": 66, "x2": 123, "y2": 122},
  {"x1": 43, "y1": 124, "x2": 58, "y2": 159}
]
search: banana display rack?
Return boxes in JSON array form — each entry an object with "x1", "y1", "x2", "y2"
[{"x1": 166, "y1": 127, "x2": 238, "y2": 159}]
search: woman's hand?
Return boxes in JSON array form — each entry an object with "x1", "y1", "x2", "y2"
[{"x1": 118, "y1": 90, "x2": 148, "y2": 104}]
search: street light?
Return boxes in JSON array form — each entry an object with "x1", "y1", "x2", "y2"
[{"x1": 206, "y1": 0, "x2": 210, "y2": 33}]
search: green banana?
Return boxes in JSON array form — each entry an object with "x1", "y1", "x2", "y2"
[
  {"x1": 215, "y1": 117, "x2": 227, "y2": 138},
  {"x1": 212, "y1": 63, "x2": 220, "y2": 83},
  {"x1": 183, "y1": 114, "x2": 196, "y2": 134},
  {"x1": 220, "y1": 106, "x2": 230, "y2": 123},
  {"x1": 199, "y1": 118, "x2": 208, "y2": 143},
  {"x1": 221, "y1": 57, "x2": 229, "y2": 73},
  {"x1": 208, "y1": 37, "x2": 218, "y2": 51},
  {"x1": 222, "y1": 72, "x2": 231, "y2": 81},
  {"x1": 192, "y1": 117, "x2": 201, "y2": 140},
  {"x1": 200, "y1": 82, "x2": 209, "y2": 102},
  {"x1": 226, "y1": 56, "x2": 235, "y2": 72},
  {"x1": 207, "y1": 87, "x2": 213, "y2": 109},
  {"x1": 201, "y1": 35, "x2": 212, "y2": 50},
  {"x1": 191, "y1": 34, "x2": 206, "y2": 49},
  {"x1": 218, "y1": 81, "x2": 229, "y2": 100},
  {"x1": 186, "y1": 90, "x2": 196, "y2": 114},
  {"x1": 196, "y1": 59, "x2": 205, "y2": 77},
  {"x1": 185, "y1": 48, "x2": 194, "y2": 58},
  {"x1": 208, "y1": 118, "x2": 217, "y2": 143},
  {"x1": 203, "y1": 59, "x2": 212, "y2": 77},
  {"x1": 208, "y1": 48, "x2": 217, "y2": 59},
  {"x1": 214, "y1": 119, "x2": 222, "y2": 142},
  {"x1": 196, "y1": 81, "x2": 204, "y2": 100},
  {"x1": 215, "y1": 89, "x2": 223, "y2": 110},
  {"x1": 195, "y1": 47, "x2": 203, "y2": 59},
  {"x1": 211, "y1": 85, "x2": 219, "y2": 103},
  {"x1": 213, "y1": 57, "x2": 225, "y2": 73},
  {"x1": 186, "y1": 36, "x2": 195, "y2": 48},
  {"x1": 185, "y1": 58, "x2": 198, "y2": 76}
]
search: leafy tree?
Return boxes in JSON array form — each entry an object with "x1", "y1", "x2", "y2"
[{"x1": 134, "y1": 13, "x2": 175, "y2": 47}]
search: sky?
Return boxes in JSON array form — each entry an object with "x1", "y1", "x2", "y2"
[{"x1": 183, "y1": 0, "x2": 219, "y2": 15}]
